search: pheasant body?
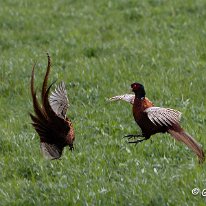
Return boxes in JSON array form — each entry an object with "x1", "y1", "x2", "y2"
[
  {"x1": 132, "y1": 97, "x2": 161, "y2": 138},
  {"x1": 30, "y1": 54, "x2": 75, "y2": 159},
  {"x1": 109, "y1": 82, "x2": 205, "y2": 163}
]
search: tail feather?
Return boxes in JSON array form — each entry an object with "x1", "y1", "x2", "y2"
[
  {"x1": 43, "y1": 82, "x2": 57, "y2": 119},
  {"x1": 40, "y1": 54, "x2": 59, "y2": 121},
  {"x1": 31, "y1": 63, "x2": 47, "y2": 121},
  {"x1": 41, "y1": 53, "x2": 51, "y2": 102},
  {"x1": 168, "y1": 129, "x2": 205, "y2": 163}
]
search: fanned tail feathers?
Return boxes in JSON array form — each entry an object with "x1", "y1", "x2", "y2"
[{"x1": 168, "y1": 129, "x2": 205, "y2": 163}]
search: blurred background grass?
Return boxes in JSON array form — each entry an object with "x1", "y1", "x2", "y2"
[{"x1": 0, "y1": 0, "x2": 206, "y2": 205}]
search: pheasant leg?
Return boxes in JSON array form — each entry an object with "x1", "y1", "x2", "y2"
[{"x1": 124, "y1": 134, "x2": 143, "y2": 139}]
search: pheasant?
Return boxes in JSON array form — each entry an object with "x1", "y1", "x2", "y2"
[
  {"x1": 30, "y1": 54, "x2": 75, "y2": 159},
  {"x1": 109, "y1": 82, "x2": 205, "y2": 163}
]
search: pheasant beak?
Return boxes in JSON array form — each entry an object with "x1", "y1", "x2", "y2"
[
  {"x1": 131, "y1": 86, "x2": 136, "y2": 92},
  {"x1": 130, "y1": 85, "x2": 133, "y2": 92},
  {"x1": 69, "y1": 144, "x2": 74, "y2": 151}
]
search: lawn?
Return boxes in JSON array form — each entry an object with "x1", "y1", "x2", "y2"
[{"x1": 0, "y1": 0, "x2": 206, "y2": 205}]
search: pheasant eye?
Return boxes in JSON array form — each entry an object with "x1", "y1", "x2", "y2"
[{"x1": 131, "y1": 83, "x2": 141, "y2": 90}]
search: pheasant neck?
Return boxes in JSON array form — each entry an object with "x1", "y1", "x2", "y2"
[
  {"x1": 134, "y1": 88, "x2": 146, "y2": 99},
  {"x1": 134, "y1": 94, "x2": 145, "y2": 100}
]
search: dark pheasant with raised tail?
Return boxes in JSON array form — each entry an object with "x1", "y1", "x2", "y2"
[
  {"x1": 30, "y1": 54, "x2": 75, "y2": 159},
  {"x1": 109, "y1": 82, "x2": 205, "y2": 163}
]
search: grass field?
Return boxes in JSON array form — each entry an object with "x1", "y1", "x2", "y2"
[{"x1": 1, "y1": 0, "x2": 206, "y2": 205}]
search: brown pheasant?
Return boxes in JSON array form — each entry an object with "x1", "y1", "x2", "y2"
[
  {"x1": 30, "y1": 54, "x2": 75, "y2": 159},
  {"x1": 109, "y1": 82, "x2": 205, "y2": 163}
]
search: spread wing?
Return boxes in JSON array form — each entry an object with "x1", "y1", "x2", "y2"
[
  {"x1": 108, "y1": 94, "x2": 135, "y2": 104},
  {"x1": 145, "y1": 107, "x2": 182, "y2": 127},
  {"x1": 40, "y1": 142, "x2": 63, "y2": 160},
  {"x1": 49, "y1": 81, "x2": 69, "y2": 119}
]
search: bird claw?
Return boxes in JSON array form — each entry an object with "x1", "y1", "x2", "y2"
[
  {"x1": 128, "y1": 139, "x2": 145, "y2": 144},
  {"x1": 123, "y1": 134, "x2": 135, "y2": 139},
  {"x1": 123, "y1": 134, "x2": 143, "y2": 139}
]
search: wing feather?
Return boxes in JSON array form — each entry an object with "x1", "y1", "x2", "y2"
[
  {"x1": 108, "y1": 94, "x2": 135, "y2": 104},
  {"x1": 49, "y1": 82, "x2": 69, "y2": 118},
  {"x1": 145, "y1": 107, "x2": 182, "y2": 127},
  {"x1": 40, "y1": 142, "x2": 63, "y2": 160}
]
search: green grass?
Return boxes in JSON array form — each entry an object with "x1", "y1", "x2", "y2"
[{"x1": 1, "y1": 0, "x2": 206, "y2": 205}]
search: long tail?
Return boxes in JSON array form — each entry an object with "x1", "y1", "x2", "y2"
[
  {"x1": 40, "y1": 53, "x2": 58, "y2": 120},
  {"x1": 168, "y1": 129, "x2": 205, "y2": 163},
  {"x1": 41, "y1": 53, "x2": 51, "y2": 102},
  {"x1": 30, "y1": 62, "x2": 47, "y2": 121}
]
